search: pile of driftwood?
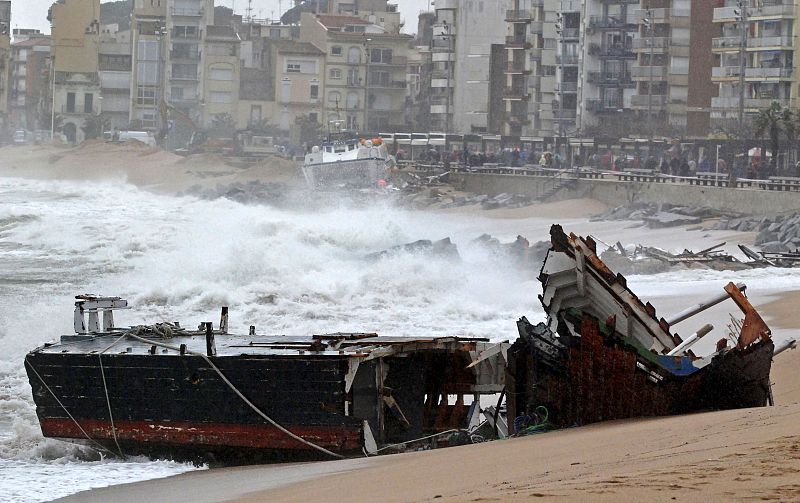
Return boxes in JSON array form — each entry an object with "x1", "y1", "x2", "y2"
[{"x1": 601, "y1": 241, "x2": 796, "y2": 275}]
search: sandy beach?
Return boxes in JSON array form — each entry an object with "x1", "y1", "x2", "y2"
[{"x1": 3, "y1": 142, "x2": 798, "y2": 503}]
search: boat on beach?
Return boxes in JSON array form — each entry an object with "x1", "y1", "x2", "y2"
[
  {"x1": 301, "y1": 138, "x2": 395, "y2": 189},
  {"x1": 24, "y1": 297, "x2": 508, "y2": 463}
]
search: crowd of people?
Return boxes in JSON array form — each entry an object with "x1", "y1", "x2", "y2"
[{"x1": 396, "y1": 143, "x2": 799, "y2": 181}]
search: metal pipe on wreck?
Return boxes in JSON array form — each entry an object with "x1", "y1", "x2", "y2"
[
  {"x1": 667, "y1": 324, "x2": 713, "y2": 356},
  {"x1": 774, "y1": 339, "x2": 797, "y2": 357},
  {"x1": 664, "y1": 283, "x2": 746, "y2": 326}
]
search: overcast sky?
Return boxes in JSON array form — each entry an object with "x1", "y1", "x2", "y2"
[{"x1": 11, "y1": 0, "x2": 432, "y2": 35}]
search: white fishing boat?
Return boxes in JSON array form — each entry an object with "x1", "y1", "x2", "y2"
[{"x1": 302, "y1": 138, "x2": 395, "y2": 189}]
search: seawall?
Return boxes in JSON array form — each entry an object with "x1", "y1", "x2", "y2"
[{"x1": 452, "y1": 173, "x2": 800, "y2": 216}]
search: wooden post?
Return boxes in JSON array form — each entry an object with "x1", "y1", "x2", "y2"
[{"x1": 205, "y1": 322, "x2": 216, "y2": 357}]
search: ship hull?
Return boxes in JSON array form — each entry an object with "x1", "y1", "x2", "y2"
[
  {"x1": 507, "y1": 314, "x2": 774, "y2": 428},
  {"x1": 26, "y1": 352, "x2": 364, "y2": 462},
  {"x1": 302, "y1": 158, "x2": 390, "y2": 188}
]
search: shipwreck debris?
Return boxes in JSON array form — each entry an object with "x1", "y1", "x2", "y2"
[{"x1": 507, "y1": 225, "x2": 775, "y2": 429}]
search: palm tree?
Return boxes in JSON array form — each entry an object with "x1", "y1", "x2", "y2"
[{"x1": 754, "y1": 101, "x2": 794, "y2": 173}]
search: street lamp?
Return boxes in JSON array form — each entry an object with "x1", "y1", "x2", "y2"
[
  {"x1": 734, "y1": 0, "x2": 748, "y2": 134},
  {"x1": 643, "y1": 9, "x2": 654, "y2": 142},
  {"x1": 555, "y1": 12, "x2": 565, "y2": 160},
  {"x1": 440, "y1": 20, "x2": 453, "y2": 135},
  {"x1": 363, "y1": 36, "x2": 372, "y2": 134}
]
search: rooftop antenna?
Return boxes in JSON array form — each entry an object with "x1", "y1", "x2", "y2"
[{"x1": 245, "y1": 0, "x2": 253, "y2": 21}]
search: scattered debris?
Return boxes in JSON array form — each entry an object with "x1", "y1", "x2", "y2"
[{"x1": 592, "y1": 203, "x2": 724, "y2": 228}]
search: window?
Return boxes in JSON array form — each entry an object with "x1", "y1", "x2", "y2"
[
  {"x1": 171, "y1": 87, "x2": 184, "y2": 100},
  {"x1": 172, "y1": 25, "x2": 199, "y2": 39},
  {"x1": 269, "y1": 28, "x2": 281, "y2": 39},
  {"x1": 66, "y1": 92, "x2": 75, "y2": 113},
  {"x1": 210, "y1": 91, "x2": 232, "y2": 104},
  {"x1": 310, "y1": 84, "x2": 319, "y2": 100},
  {"x1": 329, "y1": 68, "x2": 342, "y2": 79},
  {"x1": 370, "y1": 48, "x2": 393, "y2": 65},
  {"x1": 369, "y1": 70, "x2": 390, "y2": 87},
  {"x1": 309, "y1": 113, "x2": 318, "y2": 124},
  {"x1": 84, "y1": 93, "x2": 94, "y2": 113},
  {"x1": 136, "y1": 86, "x2": 156, "y2": 105},
  {"x1": 172, "y1": 63, "x2": 197, "y2": 80},
  {"x1": 210, "y1": 67, "x2": 234, "y2": 80},
  {"x1": 331, "y1": 46, "x2": 343, "y2": 56},
  {"x1": 328, "y1": 91, "x2": 341, "y2": 106},
  {"x1": 347, "y1": 47, "x2": 361, "y2": 64}
]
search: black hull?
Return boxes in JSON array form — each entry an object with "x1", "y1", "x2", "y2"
[{"x1": 26, "y1": 352, "x2": 364, "y2": 462}]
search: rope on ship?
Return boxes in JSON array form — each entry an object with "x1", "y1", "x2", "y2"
[
  {"x1": 122, "y1": 328, "x2": 347, "y2": 460},
  {"x1": 98, "y1": 334, "x2": 128, "y2": 459},
  {"x1": 24, "y1": 357, "x2": 119, "y2": 458}
]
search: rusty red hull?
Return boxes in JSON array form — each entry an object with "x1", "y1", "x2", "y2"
[
  {"x1": 40, "y1": 418, "x2": 363, "y2": 453},
  {"x1": 507, "y1": 314, "x2": 774, "y2": 428}
]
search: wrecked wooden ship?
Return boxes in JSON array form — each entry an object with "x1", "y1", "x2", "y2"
[
  {"x1": 24, "y1": 297, "x2": 507, "y2": 462},
  {"x1": 24, "y1": 225, "x2": 789, "y2": 462},
  {"x1": 506, "y1": 225, "x2": 779, "y2": 428}
]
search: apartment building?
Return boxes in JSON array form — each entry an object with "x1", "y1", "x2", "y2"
[
  {"x1": 49, "y1": 0, "x2": 101, "y2": 144},
  {"x1": 431, "y1": 0, "x2": 510, "y2": 134},
  {"x1": 202, "y1": 25, "x2": 241, "y2": 128},
  {"x1": 272, "y1": 41, "x2": 324, "y2": 131},
  {"x1": 628, "y1": 0, "x2": 718, "y2": 137},
  {"x1": 710, "y1": 0, "x2": 796, "y2": 131},
  {"x1": 0, "y1": 1, "x2": 11, "y2": 136},
  {"x1": 577, "y1": 0, "x2": 638, "y2": 136},
  {"x1": 300, "y1": 4, "x2": 412, "y2": 133},
  {"x1": 99, "y1": 25, "x2": 132, "y2": 131},
  {"x1": 10, "y1": 35, "x2": 51, "y2": 131},
  {"x1": 130, "y1": 0, "x2": 218, "y2": 139}
]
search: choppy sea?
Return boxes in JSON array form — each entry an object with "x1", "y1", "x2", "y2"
[{"x1": 0, "y1": 176, "x2": 797, "y2": 502}]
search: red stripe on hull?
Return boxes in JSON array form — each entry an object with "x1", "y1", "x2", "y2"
[{"x1": 40, "y1": 418, "x2": 363, "y2": 452}]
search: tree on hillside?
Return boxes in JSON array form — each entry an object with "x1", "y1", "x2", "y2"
[{"x1": 754, "y1": 101, "x2": 794, "y2": 171}]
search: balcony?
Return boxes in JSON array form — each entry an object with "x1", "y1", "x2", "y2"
[
  {"x1": 371, "y1": 56, "x2": 408, "y2": 67},
  {"x1": 587, "y1": 71, "x2": 634, "y2": 86},
  {"x1": 170, "y1": 73, "x2": 199, "y2": 81},
  {"x1": 505, "y1": 9, "x2": 535, "y2": 22},
  {"x1": 561, "y1": 28, "x2": 580, "y2": 40},
  {"x1": 634, "y1": 8, "x2": 690, "y2": 23},
  {"x1": 506, "y1": 35, "x2": 532, "y2": 49},
  {"x1": 713, "y1": 35, "x2": 793, "y2": 51},
  {"x1": 631, "y1": 64, "x2": 667, "y2": 79},
  {"x1": 553, "y1": 109, "x2": 577, "y2": 120},
  {"x1": 170, "y1": 50, "x2": 201, "y2": 60},
  {"x1": 631, "y1": 94, "x2": 668, "y2": 108},
  {"x1": 556, "y1": 81, "x2": 578, "y2": 93},
  {"x1": 61, "y1": 106, "x2": 100, "y2": 115},
  {"x1": 171, "y1": 31, "x2": 202, "y2": 40},
  {"x1": 556, "y1": 53, "x2": 579, "y2": 65},
  {"x1": 369, "y1": 80, "x2": 407, "y2": 90},
  {"x1": 503, "y1": 87, "x2": 530, "y2": 100},
  {"x1": 586, "y1": 99, "x2": 624, "y2": 113},
  {"x1": 507, "y1": 60, "x2": 532, "y2": 74},
  {"x1": 747, "y1": 67, "x2": 793, "y2": 79},
  {"x1": 561, "y1": 0, "x2": 581, "y2": 12},
  {"x1": 170, "y1": 7, "x2": 204, "y2": 17},
  {"x1": 588, "y1": 43, "x2": 635, "y2": 58},
  {"x1": 714, "y1": 1, "x2": 794, "y2": 22},
  {"x1": 711, "y1": 96, "x2": 788, "y2": 110},
  {"x1": 588, "y1": 15, "x2": 636, "y2": 29},
  {"x1": 632, "y1": 37, "x2": 671, "y2": 52}
]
